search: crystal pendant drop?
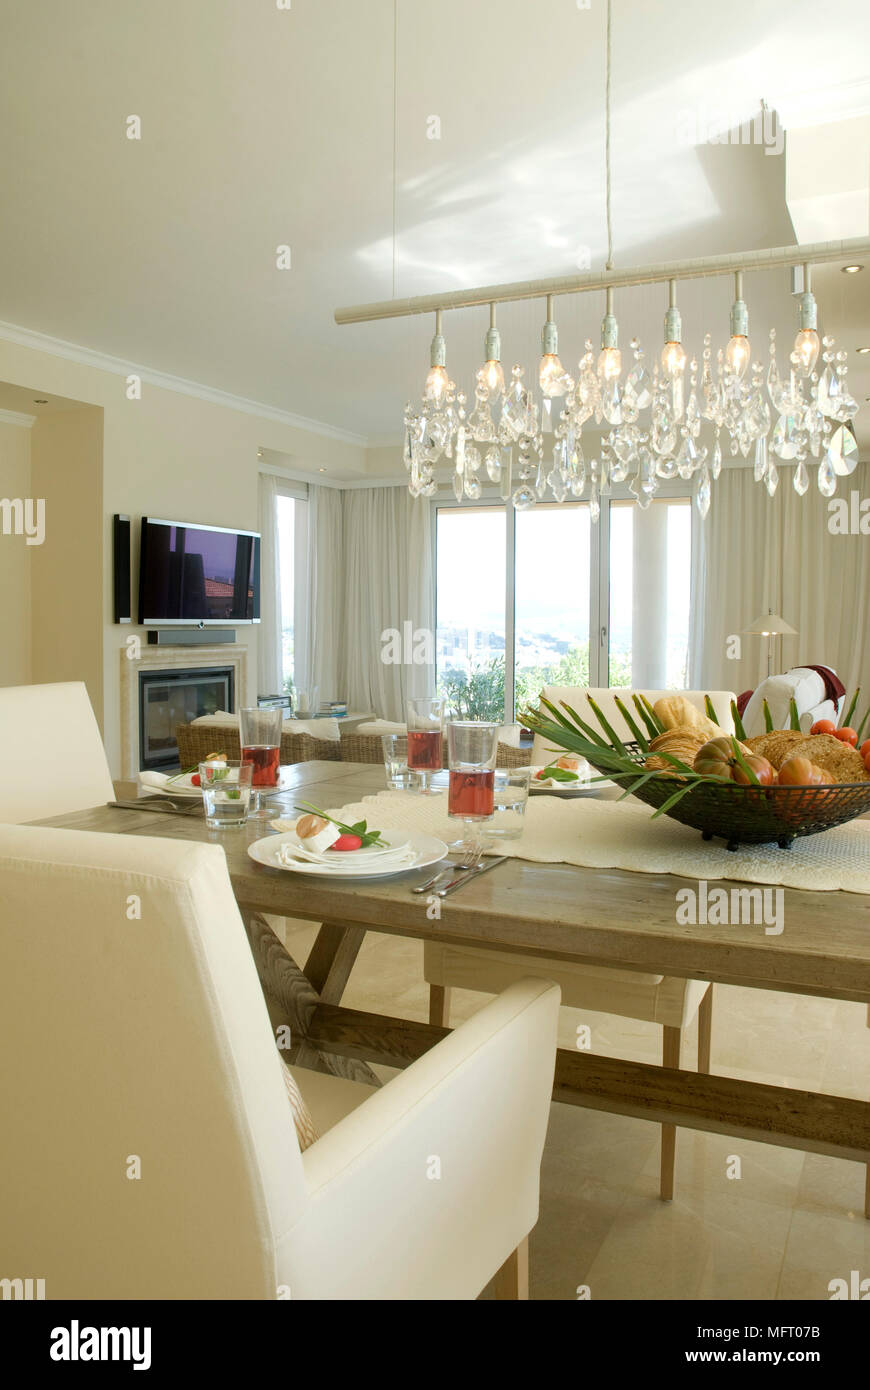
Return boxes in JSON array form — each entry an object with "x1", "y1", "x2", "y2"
[
  {"x1": 827, "y1": 424, "x2": 859, "y2": 476},
  {"x1": 764, "y1": 460, "x2": 779, "y2": 497},
  {"x1": 451, "y1": 470, "x2": 463, "y2": 502},
  {"x1": 793, "y1": 458, "x2": 809, "y2": 496},
  {"x1": 655, "y1": 455, "x2": 677, "y2": 480},
  {"x1": 711, "y1": 436, "x2": 722, "y2": 480},
  {"x1": 589, "y1": 483, "x2": 600, "y2": 523},
  {"x1": 624, "y1": 359, "x2": 652, "y2": 411},
  {"x1": 771, "y1": 413, "x2": 799, "y2": 461},
  {"x1": 753, "y1": 435, "x2": 768, "y2": 482},
  {"x1": 817, "y1": 452, "x2": 837, "y2": 498},
  {"x1": 485, "y1": 447, "x2": 502, "y2": 482},
  {"x1": 695, "y1": 460, "x2": 711, "y2": 519},
  {"x1": 464, "y1": 475, "x2": 482, "y2": 500},
  {"x1": 548, "y1": 469, "x2": 567, "y2": 503},
  {"x1": 511, "y1": 483, "x2": 536, "y2": 510},
  {"x1": 499, "y1": 449, "x2": 513, "y2": 502}
]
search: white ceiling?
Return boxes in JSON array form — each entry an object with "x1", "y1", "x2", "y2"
[{"x1": 0, "y1": 0, "x2": 868, "y2": 446}]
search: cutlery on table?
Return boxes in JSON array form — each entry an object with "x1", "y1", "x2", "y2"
[
  {"x1": 412, "y1": 845, "x2": 483, "y2": 895},
  {"x1": 436, "y1": 855, "x2": 508, "y2": 898},
  {"x1": 109, "y1": 797, "x2": 200, "y2": 815}
]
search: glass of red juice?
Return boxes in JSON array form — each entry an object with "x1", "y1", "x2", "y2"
[
  {"x1": 406, "y1": 696, "x2": 446, "y2": 794},
  {"x1": 447, "y1": 721, "x2": 499, "y2": 851},
  {"x1": 240, "y1": 706, "x2": 282, "y2": 817}
]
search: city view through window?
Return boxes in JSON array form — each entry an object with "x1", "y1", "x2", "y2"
[{"x1": 436, "y1": 500, "x2": 691, "y2": 721}]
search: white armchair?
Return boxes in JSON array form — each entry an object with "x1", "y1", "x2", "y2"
[
  {"x1": 741, "y1": 667, "x2": 844, "y2": 737},
  {"x1": 0, "y1": 823, "x2": 559, "y2": 1300},
  {"x1": 0, "y1": 681, "x2": 114, "y2": 822},
  {"x1": 428, "y1": 685, "x2": 732, "y2": 1203}
]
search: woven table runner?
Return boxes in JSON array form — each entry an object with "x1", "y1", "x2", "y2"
[{"x1": 324, "y1": 789, "x2": 870, "y2": 894}]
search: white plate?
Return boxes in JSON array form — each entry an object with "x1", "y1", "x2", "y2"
[
  {"x1": 248, "y1": 828, "x2": 449, "y2": 879},
  {"x1": 529, "y1": 765, "x2": 615, "y2": 796},
  {"x1": 140, "y1": 768, "x2": 296, "y2": 799}
]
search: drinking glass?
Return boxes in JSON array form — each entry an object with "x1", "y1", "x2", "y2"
[
  {"x1": 446, "y1": 721, "x2": 499, "y2": 850},
  {"x1": 406, "y1": 696, "x2": 445, "y2": 794},
  {"x1": 198, "y1": 760, "x2": 253, "y2": 829},
  {"x1": 294, "y1": 686, "x2": 318, "y2": 719},
  {"x1": 240, "y1": 706, "x2": 282, "y2": 818},
  {"x1": 488, "y1": 767, "x2": 532, "y2": 840},
  {"x1": 381, "y1": 733, "x2": 418, "y2": 791}
]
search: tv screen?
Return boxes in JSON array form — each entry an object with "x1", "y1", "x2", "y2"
[{"x1": 138, "y1": 517, "x2": 260, "y2": 625}]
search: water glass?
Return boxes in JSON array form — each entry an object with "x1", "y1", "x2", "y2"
[
  {"x1": 381, "y1": 733, "x2": 418, "y2": 791},
  {"x1": 446, "y1": 720, "x2": 499, "y2": 850},
  {"x1": 406, "y1": 696, "x2": 446, "y2": 793},
  {"x1": 240, "y1": 706, "x2": 282, "y2": 817},
  {"x1": 488, "y1": 768, "x2": 532, "y2": 840},
  {"x1": 199, "y1": 760, "x2": 253, "y2": 828}
]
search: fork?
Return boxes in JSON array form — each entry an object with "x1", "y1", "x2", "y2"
[{"x1": 412, "y1": 844, "x2": 482, "y2": 894}]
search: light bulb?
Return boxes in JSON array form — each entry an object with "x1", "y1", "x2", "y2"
[
  {"x1": 725, "y1": 334, "x2": 751, "y2": 379},
  {"x1": 424, "y1": 364, "x2": 448, "y2": 402},
  {"x1": 793, "y1": 328, "x2": 820, "y2": 377},
  {"x1": 661, "y1": 341, "x2": 686, "y2": 378},
  {"x1": 597, "y1": 346, "x2": 622, "y2": 382},
  {"x1": 539, "y1": 352, "x2": 569, "y2": 397},
  {"x1": 480, "y1": 358, "x2": 505, "y2": 397}
]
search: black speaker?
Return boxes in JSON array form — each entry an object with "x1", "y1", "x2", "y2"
[{"x1": 113, "y1": 514, "x2": 132, "y2": 623}]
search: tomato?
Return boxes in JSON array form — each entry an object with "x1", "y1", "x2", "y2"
[
  {"x1": 731, "y1": 754, "x2": 776, "y2": 786},
  {"x1": 330, "y1": 834, "x2": 363, "y2": 851},
  {"x1": 693, "y1": 737, "x2": 736, "y2": 779},
  {"x1": 810, "y1": 719, "x2": 836, "y2": 736},
  {"x1": 191, "y1": 773, "x2": 201, "y2": 787},
  {"x1": 860, "y1": 740, "x2": 870, "y2": 760},
  {"x1": 778, "y1": 756, "x2": 828, "y2": 787},
  {"x1": 833, "y1": 727, "x2": 858, "y2": 746}
]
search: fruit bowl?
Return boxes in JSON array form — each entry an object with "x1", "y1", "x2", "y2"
[{"x1": 595, "y1": 745, "x2": 870, "y2": 850}]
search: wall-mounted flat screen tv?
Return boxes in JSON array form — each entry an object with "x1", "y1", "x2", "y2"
[{"x1": 138, "y1": 517, "x2": 260, "y2": 625}]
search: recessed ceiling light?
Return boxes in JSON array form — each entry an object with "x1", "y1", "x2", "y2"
[
  {"x1": 33, "y1": 398, "x2": 48, "y2": 404},
  {"x1": 842, "y1": 264, "x2": 863, "y2": 274},
  {"x1": 319, "y1": 467, "x2": 326, "y2": 473},
  {"x1": 856, "y1": 346, "x2": 870, "y2": 354},
  {"x1": 257, "y1": 449, "x2": 263, "y2": 458}
]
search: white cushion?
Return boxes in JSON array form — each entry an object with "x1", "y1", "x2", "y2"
[
  {"x1": 741, "y1": 667, "x2": 843, "y2": 737},
  {"x1": 424, "y1": 942, "x2": 708, "y2": 1029},
  {"x1": 530, "y1": 687, "x2": 736, "y2": 765},
  {"x1": 191, "y1": 712, "x2": 341, "y2": 740},
  {"x1": 0, "y1": 681, "x2": 114, "y2": 822}
]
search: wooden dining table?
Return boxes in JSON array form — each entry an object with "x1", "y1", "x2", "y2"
[{"x1": 36, "y1": 759, "x2": 870, "y2": 1214}]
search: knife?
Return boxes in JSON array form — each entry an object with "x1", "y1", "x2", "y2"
[
  {"x1": 109, "y1": 798, "x2": 200, "y2": 815},
  {"x1": 436, "y1": 856, "x2": 508, "y2": 898}
]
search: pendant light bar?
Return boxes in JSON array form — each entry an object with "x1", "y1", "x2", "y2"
[{"x1": 335, "y1": 235, "x2": 870, "y2": 325}]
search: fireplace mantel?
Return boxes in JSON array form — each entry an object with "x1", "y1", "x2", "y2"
[{"x1": 120, "y1": 643, "x2": 248, "y2": 777}]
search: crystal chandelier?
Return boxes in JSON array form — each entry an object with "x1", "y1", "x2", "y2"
[{"x1": 400, "y1": 262, "x2": 860, "y2": 520}]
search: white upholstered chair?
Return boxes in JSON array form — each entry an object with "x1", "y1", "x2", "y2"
[
  {"x1": 741, "y1": 667, "x2": 844, "y2": 737},
  {"x1": 428, "y1": 686, "x2": 736, "y2": 1201},
  {"x1": 0, "y1": 823, "x2": 560, "y2": 1300},
  {"x1": 0, "y1": 680, "x2": 114, "y2": 822}
]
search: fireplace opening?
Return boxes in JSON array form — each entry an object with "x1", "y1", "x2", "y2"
[{"x1": 138, "y1": 666, "x2": 234, "y2": 771}]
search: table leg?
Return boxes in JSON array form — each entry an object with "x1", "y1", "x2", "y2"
[{"x1": 304, "y1": 921, "x2": 367, "y2": 1004}]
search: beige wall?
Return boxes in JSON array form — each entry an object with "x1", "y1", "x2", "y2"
[
  {"x1": 30, "y1": 408, "x2": 104, "y2": 724},
  {"x1": 0, "y1": 419, "x2": 33, "y2": 686},
  {"x1": 0, "y1": 334, "x2": 367, "y2": 774}
]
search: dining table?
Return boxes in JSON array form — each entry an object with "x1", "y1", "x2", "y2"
[{"x1": 35, "y1": 759, "x2": 870, "y2": 1216}]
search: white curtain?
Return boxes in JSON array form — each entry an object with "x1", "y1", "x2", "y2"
[
  {"x1": 691, "y1": 461, "x2": 870, "y2": 698},
  {"x1": 257, "y1": 473, "x2": 283, "y2": 697},
  {"x1": 341, "y1": 487, "x2": 435, "y2": 720},
  {"x1": 296, "y1": 483, "x2": 344, "y2": 707}
]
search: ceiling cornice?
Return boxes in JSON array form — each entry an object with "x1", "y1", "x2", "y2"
[
  {"x1": 0, "y1": 406, "x2": 36, "y2": 428},
  {"x1": 0, "y1": 318, "x2": 369, "y2": 448}
]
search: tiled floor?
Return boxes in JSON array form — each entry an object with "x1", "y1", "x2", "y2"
[{"x1": 277, "y1": 917, "x2": 870, "y2": 1301}]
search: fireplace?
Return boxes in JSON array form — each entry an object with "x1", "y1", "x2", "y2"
[{"x1": 138, "y1": 667, "x2": 234, "y2": 771}]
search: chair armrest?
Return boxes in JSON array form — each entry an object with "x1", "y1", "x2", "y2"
[{"x1": 276, "y1": 978, "x2": 560, "y2": 1301}]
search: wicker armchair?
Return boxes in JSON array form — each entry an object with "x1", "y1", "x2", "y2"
[
  {"x1": 338, "y1": 726, "x2": 530, "y2": 768},
  {"x1": 174, "y1": 722, "x2": 341, "y2": 769}
]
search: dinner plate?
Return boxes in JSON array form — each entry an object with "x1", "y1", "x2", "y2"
[
  {"x1": 529, "y1": 765, "x2": 615, "y2": 796},
  {"x1": 247, "y1": 828, "x2": 449, "y2": 879},
  {"x1": 140, "y1": 768, "x2": 297, "y2": 799}
]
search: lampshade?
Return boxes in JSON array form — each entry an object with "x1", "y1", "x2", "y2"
[{"x1": 742, "y1": 611, "x2": 798, "y2": 638}]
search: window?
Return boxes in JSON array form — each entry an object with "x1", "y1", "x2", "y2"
[
  {"x1": 435, "y1": 506, "x2": 506, "y2": 720},
  {"x1": 277, "y1": 494, "x2": 296, "y2": 693},
  {"x1": 435, "y1": 489, "x2": 693, "y2": 721}
]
